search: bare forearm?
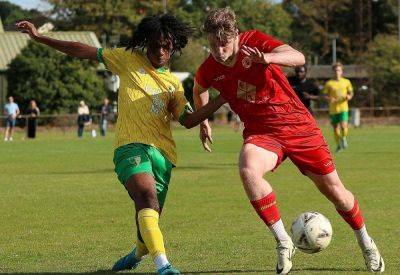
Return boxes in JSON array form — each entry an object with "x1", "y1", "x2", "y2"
[
  {"x1": 34, "y1": 35, "x2": 97, "y2": 60},
  {"x1": 263, "y1": 45, "x2": 305, "y2": 67},
  {"x1": 193, "y1": 89, "x2": 210, "y2": 126},
  {"x1": 183, "y1": 96, "x2": 225, "y2": 129},
  {"x1": 265, "y1": 50, "x2": 305, "y2": 67},
  {"x1": 194, "y1": 90, "x2": 209, "y2": 110}
]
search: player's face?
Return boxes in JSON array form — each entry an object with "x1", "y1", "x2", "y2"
[
  {"x1": 147, "y1": 35, "x2": 173, "y2": 68},
  {"x1": 334, "y1": 66, "x2": 343, "y2": 79},
  {"x1": 295, "y1": 68, "x2": 306, "y2": 80},
  {"x1": 208, "y1": 35, "x2": 237, "y2": 64}
]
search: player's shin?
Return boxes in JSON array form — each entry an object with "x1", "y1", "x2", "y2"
[
  {"x1": 137, "y1": 208, "x2": 170, "y2": 270},
  {"x1": 336, "y1": 199, "x2": 370, "y2": 247},
  {"x1": 250, "y1": 191, "x2": 290, "y2": 243},
  {"x1": 334, "y1": 127, "x2": 341, "y2": 146},
  {"x1": 342, "y1": 126, "x2": 349, "y2": 138},
  {"x1": 135, "y1": 234, "x2": 149, "y2": 260}
]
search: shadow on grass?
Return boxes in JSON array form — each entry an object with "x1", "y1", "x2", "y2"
[
  {"x1": 1, "y1": 267, "x2": 366, "y2": 274},
  {"x1": 292, "y1": 267, "x2": 365, "y2": 272},
  {"x1": 1, "y1": 271, "x2": 266, "y2": 275},
  {"x1": 176, "y1": 163, "x2": 237, "y2": 170},
  {"x1": 47, "y1": 168, "x2": 114, "y2": 175}
]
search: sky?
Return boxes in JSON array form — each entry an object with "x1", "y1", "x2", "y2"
[
  {"x1": 7, "y1": 0, "x2": 52, "y2": 11},
  {"x1": 7, "y1": 0, "x2": 282, "y2": 11}
]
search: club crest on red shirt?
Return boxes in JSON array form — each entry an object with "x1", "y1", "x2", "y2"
[{"x1": 242, "y1": 56, "x2": 252, "y2": 69}]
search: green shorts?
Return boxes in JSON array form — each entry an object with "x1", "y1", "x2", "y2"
[
  {"x1": 113, "y1": 143, "x2": 173, "y2": 208},
  {"x1": 330, "y1": 111, "x2": 349, "y2": 125}
]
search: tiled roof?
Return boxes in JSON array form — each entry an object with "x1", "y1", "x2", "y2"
[{"x1": 0, "y1": 32, "x2": 101, "y2": 71}]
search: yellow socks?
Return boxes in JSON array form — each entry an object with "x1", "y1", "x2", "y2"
[
  {"x1": 342, "y1": 126, "x2": 349, "y2": 138},
  {"x1": 134, "y1": 238, "x2": 148, "y2": 259},
  {"x1": 137, "y1": 208, "x2": 166, "y2": 258},
  {"x1": 334, "y1": 128, "x2": 341, "y2": 145}
]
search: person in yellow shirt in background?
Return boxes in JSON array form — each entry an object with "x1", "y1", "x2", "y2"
[
  {"x1": 17, "y1": 14, "x2": 225, "y2": 275},
  {"x1": 323, "y1": 63, "x2": 354, "y2": 152}
]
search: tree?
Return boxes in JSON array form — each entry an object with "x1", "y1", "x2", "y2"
[
  {"x1": 6, "y1": 41, "x2": 106, "y2": 114},
  {"x1": 0, "y1": 1, "x2": 47, "y2": 30},
  {"x1": 45, "y1": 0, "x2": 163, "y2": 46},
  {"x1": 364, "y1": 35, "x2": 400, "y2": 107},
  {"x1": 283, "y1": 0, "x2": 354, "y2": 64},
  {"x1": 172, "y1": 0, "x2": 292, "y2": 73},
  {"x1": 171, "y1": 38, "x2": 209, "y2": 74}
]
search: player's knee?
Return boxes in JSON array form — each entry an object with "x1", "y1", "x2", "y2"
[
  {"x1": 239, "y1": 166, "x2": 260, "y2": 184},
  {"x1": 323, "y1": 184, "x2": 350, "y2": 209},
  {"x1": 136, "y1": 192, "x2": 159, "y2": 211}
]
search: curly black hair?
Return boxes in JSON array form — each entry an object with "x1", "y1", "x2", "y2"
[{"x1": 126, "y1": 13, "x2": 194, "y2": 56}]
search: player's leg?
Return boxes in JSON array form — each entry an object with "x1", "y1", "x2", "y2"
[
  {"x1": 112, "y1": 144, "x2": 178, "y2": 274},
  {"x1": 339, "y1": 114, "x2": 349, "y2": 149},
  {"x1": 239, "y1": 142, "x2": 295, "y2": 274},
  {"x1": 289, "y1": 133, "x2": 384, "y2": 272},
  {"x1": 331, "y1": 117, "x2": 342, "y2": 152},
  {"x1": 306, "y1": 170, "x2": 384, "y2": 272}
]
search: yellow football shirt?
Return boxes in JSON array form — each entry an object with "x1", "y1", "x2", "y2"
[
  {"x1": 323, "y1": 77, "x2": 353, "y2": 115},
  {"x1": 99, "y1": 47, "x2": 188, "y2": 165}
]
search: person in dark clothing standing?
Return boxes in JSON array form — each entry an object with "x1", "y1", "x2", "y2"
[
  {"x1": 100, "y1": 98, "x2": 112, "y2": 136},
  {"x1": 26, "y1": 100, "x2": 40, "y2": 138},
  {"x1": 288, "y1": 65, "x2": 320, "y2": 114}
]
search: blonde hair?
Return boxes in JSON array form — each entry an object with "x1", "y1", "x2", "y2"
[
  {"x1": 203, "y1": 7, "x2": 238, "y2": 41},
  {"x1": 332, "y1": 62, "x2": 343, "y2": 70}
]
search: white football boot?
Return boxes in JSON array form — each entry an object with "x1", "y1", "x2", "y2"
[
  {"x1": 275, "y1": 239, "x2": 296, "y2": 274},
  {"x1": 362, "y1": 238, "x2": 385, "y2": 272}
]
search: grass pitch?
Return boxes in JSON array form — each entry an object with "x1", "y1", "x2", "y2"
[{"x1": 0, "y1": 125, "x2": 399, "y2": 274}]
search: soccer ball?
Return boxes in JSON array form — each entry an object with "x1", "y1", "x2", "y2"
[{"x1": 291, "y1": 212, "x2": 333, "y2": 254}]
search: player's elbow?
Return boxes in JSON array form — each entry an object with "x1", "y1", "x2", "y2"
[
  {"x1": 180, "y1": 117, "x2": 196, "y2": 129},
  {"x1": 296, "y1": 52, "x2": 306, "y2": 66}
]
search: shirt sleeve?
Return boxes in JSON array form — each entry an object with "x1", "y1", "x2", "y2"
[
  {"x1": 169, "y1": 82, "x2": 193, "y2": 122},
  {"x1": 97, "y1": 47, "x2": 125, "y2": 75},
  {"x1": 322, "y1": 82, "x2": 330, "y2": 95},
  {"x1": 251, "y1": 30, "x2": 285, "y2": 53},
  {"x1": 194, "y1": 60, "x2": 212, "y2": 90},
  {"x1": 346, "y1": 79, "x2": 354, "y2": 94}
]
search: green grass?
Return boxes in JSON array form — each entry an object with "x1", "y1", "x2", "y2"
[{"x1": 0, "y1": 125, "x2": 399, "y2": 274}]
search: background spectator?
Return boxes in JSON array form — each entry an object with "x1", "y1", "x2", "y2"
[
  {"x1": 4, "y1": 96, "x2": 20, "y2": 141},
  {"x1": 26, "y1": 100, "x2": 40, "y2": 139},
  {"x1": 77, "y1": 100, "x2": 90, "y2": 138},
  {"x1": 100, "y1": 98, "x2": 112, "y2": 137},
  {"x1": 288, "y1": 65, "x2": 320, "y2": 114}
]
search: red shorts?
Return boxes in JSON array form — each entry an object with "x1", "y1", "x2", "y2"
[{"x1": 243, "y1": 128, "x2": 335, "y2": 175}]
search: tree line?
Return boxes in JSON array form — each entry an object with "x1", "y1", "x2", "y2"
[{"x1": 1, "y1": 0, "x2": 399, "y2": 112}]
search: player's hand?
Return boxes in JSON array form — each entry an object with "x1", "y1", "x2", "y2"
[
  {"x1": 16, "y1": 21, "x2": 40, "y2": 40},
  {"x1": 329, "y1": 97, "x2": 338, "y2": 103},
  {"x1": 241, "y1": 45, "x2": 269, "y2": 64},
  {"x1": 199, "y1": 122, "x2": 213, "y2": 152}
]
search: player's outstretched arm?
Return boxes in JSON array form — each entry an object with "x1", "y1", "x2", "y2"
[
  {"x1": 241, "y1": 44, "x2": 305, "y2": 67},
  {"x1": 16, "y1": 21, "x2": 98, "y2": 61},
  {"x1": 193, "y1": 80, "x2": 213, "y2": 152},
  {"x1": 180, "y1": 95, "x2": 226, "y2": 129}
]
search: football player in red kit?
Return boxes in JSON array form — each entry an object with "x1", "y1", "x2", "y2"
[{"x1": 193, "y1": 7, "x2": 384, "y2": 274}]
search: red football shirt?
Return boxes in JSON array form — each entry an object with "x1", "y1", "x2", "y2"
[{"x1": 195, "y1": 30, "x2": 316, "y2": 136}]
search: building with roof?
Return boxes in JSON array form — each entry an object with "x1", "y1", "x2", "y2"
[{"x1": 0, "y1": 18, "x2": 102, "y2": 110}]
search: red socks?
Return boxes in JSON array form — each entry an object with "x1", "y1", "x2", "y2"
[
  {"x1": 250, "y1": 192, "x2": 280, "y2": 226},
  {"x1": 337, "y1": 199, "x2": 364, "y2": 230}
]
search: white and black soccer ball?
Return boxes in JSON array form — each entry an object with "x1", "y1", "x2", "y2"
[{"x1": 291, "y1": 212, "x2": 333, "y2": 254}]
